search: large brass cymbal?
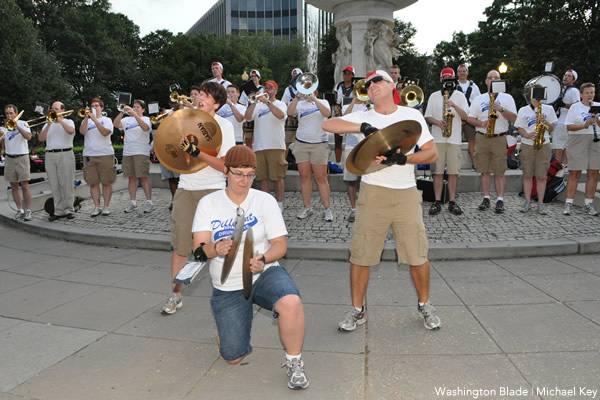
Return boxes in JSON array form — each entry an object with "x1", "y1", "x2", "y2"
[
  {"x1": 346, "y1": 119, "x2": 422, "y2": 175},
  {"x1": 154, "y1": 108, "x2": 222, "y2": 174}
]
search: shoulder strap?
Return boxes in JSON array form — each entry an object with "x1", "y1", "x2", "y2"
[{"x1": 464, "y1": 82, "x2": 474, "y2": 106}]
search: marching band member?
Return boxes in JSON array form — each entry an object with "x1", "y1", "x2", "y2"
[
  {"x1": 209, "y1": 61, "x2": 231, "y2": 88},
  {"x1": 323, "y1": 70, "x2": 441, "y2": 332},
  {"x1": 468, "y1": 70, "x2": 517, "y2": 214},
  {"x1": 161, "y1": 81, "x2": 235, "y2": 315},
  {"x1": 114, "y1": 100, "x2": 153, "y2": 214},
  {"x1": 424, "y1": 67, "x2": 469, "y2": 216},
  {"x1": 3, "y1": 104, "x2": 32, "y2": 221},
  {"x1": 563, "y1": 82, "x2": 600, "y2": 216},
  {"x1": 456, "y1": 64, "x2": 481, "y2": 170},
  {"x1": 79, "y1": 98, "x2": 115, "y2": 217},
  {"x1": 192, "y1": 145, "x2": 309, "y2": 390},
  {"x1": 287, "y1": 87, "x2": 332, "y2": 221},
  {"x1": 281, "y1": 67, "x2": 303, "y2": 105},
  {"x1": 388, "y1": 65, "x2": 401, "y2": 83},
  {"x1": 39, "y1": 101, "x2": 76, "y2": 221},
  {"x1": 217, "y1": 84, "x2": 246, "y2": 145},
  {"x1": 333, "y1": 65, "x2": 356, "y2": 166},
  {"x1": 553, "y1": 69, "x2": 580, "y2": 169},
  {"x1": 515, "y1": 85, "x2": 557, "y2": 214}
]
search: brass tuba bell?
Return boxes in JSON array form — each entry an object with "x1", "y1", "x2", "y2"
[
  {"x1": 400, "y1": 85, "x2": 424, "y2": 108},
  {"x1": 353, "y1": 79, "x2": 369, "y2": 103}
]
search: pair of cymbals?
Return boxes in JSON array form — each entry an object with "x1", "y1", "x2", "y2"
[
  {"x1": 154, "y1": 108, "x2": 222, "y2": 174},
  {"x1": 345, "y1": 119, "x2": 422, "y2": 175}
]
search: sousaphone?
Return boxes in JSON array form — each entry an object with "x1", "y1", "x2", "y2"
[
  {"x1": 346, "y1": 119, "x2": 422, "y2": 175},
  {"x1": 154, "y1": 108, "x2": 222, "y2": 174}
]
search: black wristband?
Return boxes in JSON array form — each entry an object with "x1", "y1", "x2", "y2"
[
  {"x1": 193, "y1": 242, "x2": 208, "y2": 262},
  {"x1": 260, "y1": 255, "x2": 266, "y2": 265}
]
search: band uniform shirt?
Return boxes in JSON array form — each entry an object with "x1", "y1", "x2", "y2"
[
  {"x1": 335, "y1": 82, "x2": 354, "y2": 105},
  {"x1": 515, "y1": 104, "x2": 558, "y2": 146},
  {"x1": 292, "y1": 99, "x2": 331, "y2": 143},
  {"x1": 247, "y1": 100, "x2": 287, "y2": 152},
  {"x1": 565, "y1": 101, "x2": 598, "y2": 135},
  {"x1": 209, "y1": 78, "x2": 232, "y2": 89},
  {"x1": 217, "y1": 103, "x2": 247, "y2": 143},
  {"x1": 281, "y1": 85, "x2": 299, "y2": 105},
  {"x1": 192, "y1": 188, "x2": 288, "y2": 292},
  {"x1": 82, "y1": 116, "x2": 114, "y2": 156},
  {"x1": 122, "y1": 116, "x2": 151, "y2": 156},
  {"x1": 340, "y1": 106, "x2": 433, "y2": 189},
  {"x1": 457, "y1": 80, "x2": 481, "y2": 106},
  {"x1": 178, "y1": 114, "x2": 235, "y2": 191},
  {"x1": 557, "y1": 87, "x2": 581, "y2": 124},
  {"x1": 42, "y1": 119, "x2": 75, "y2": 150},
  {"x1": 341, "y1": 103, "x2": 368, "y2": 150},
  {"x1": 4, "y1": 120, "x2": 31, "y2": 155},
  {"x1": 425, "y1": 90, "x2": 469, "y2": 145},
  {"x1": 468, "y1": 92, "x2": 517, "y2": 135}
]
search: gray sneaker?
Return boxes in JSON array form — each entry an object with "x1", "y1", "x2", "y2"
[
  {"x1": 161, "y1": 294, "x2": 182, "y2": 315},
  {"x1": 338, "y1": 307, "x2": 366, "y2": 331},
  {"x1": 101, "y1": 206, "x2": 111, "y2": 216},
  {"x1": 520, "y1": 201, "x2": 530, "y2": 213},
  {"x1": 324, "y1": 208, "x2": 333, "y2": 222},
  {"x1": 23, "y1": 210, "x2": 32, "y2": 221},
  {"x1": 297, "y1": 207, "x2": 312, "y2": 219},
  {"x1": 418, "y1": 301, "x2": 441, "y2": 330},
  {"x1": 348, "y1": 210, "x2": 355, "y2": 222},
  {"x1": 537, "y1": 203, "x2": 548, "y2": 215},
  {"x1": 144, "y1": 202, "x2": 153, "y2": 213},
  {"x1": 583, "y1": 203, "x2": 599, "y2": 216},
  {"x1": 124, "y1": 203, "x2": 137, "y2": 213},
  {"x1": 91, "y1": 207, "x2": 102, "y2": 217},
  {"x1": 14, "y1": 210, "x2": 25, "y2": 220},
  {"x1": 563, "y1": 202, "x2": 572, "y2": 215},
  {"x1": 282, "y1": 357, "x2": 309, "y2": 390}
]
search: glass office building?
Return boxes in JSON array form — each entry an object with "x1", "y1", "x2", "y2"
[{"x1": 187, "y1": 0, "x2": 332, "y2": 70}]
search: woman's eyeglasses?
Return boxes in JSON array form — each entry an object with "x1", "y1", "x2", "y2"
[{"x1": 228, "y1": 169, "x2": 256, "y2": 179}]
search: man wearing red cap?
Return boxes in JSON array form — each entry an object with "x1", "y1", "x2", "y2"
[
  {"x1": 209, "y1": 61, "x2": 231, "y2": 89},
  {"x1": 424, "y1": 67, "x2": 469, "y2": 216},
  {"x1": 323, "y1": 70, "x2": 442, "y2": 332},
  {"x1": 244, "y1": 80, "x2": 288, "y2": 210}
]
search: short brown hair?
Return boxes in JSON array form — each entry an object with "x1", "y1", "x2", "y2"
[
  {"x1": 580, "y1": 82, "x2": 595, "y2": 92},
  {"x1": 4, "y1": 104, "x2": 18, "y2": 113},
  {"x1": 201, "y1": 81, "x2": 227, "y2": 108},
  {"x1": 90, "y1": 98, "x2": 104, "y2": 108}
]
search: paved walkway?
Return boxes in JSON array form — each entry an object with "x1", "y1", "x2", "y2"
[{"x1": 1, "y1": 224, "x2": 599, "y2": 399}]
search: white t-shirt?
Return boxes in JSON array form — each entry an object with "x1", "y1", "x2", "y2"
[
  {"x1": 565, "y1": 101, "x2": 598, "y2": 135},
  {"x1": 217, "y1": 103, "x2": 246, "y2": 143},
  {"x1": 209, "y1": 78, "x2": 231, "y2": 89},
  {"x1": 248, "y1": 100, "x2": 287, "y2": 151},
  {"x1": 192, "y1": 188, "x2": 288, "y2": 291},
  {"x1": 340, "y1": 106, "x2": 433, "y2": 189},
  {"x1": 292, "y1": 99, "x2": 330, "y2": 143},
  {"x1": 42, "y1": 119, "x2": 75, "y2": 150},
  {"x1": 468, "y1": 92, "x2": 517, "y2": 135},
  {"x1": 341, "y1": 103, "x2": 368, "y2": 149},
  {"x1": 82, "y1": 116, "x2": 114, "y2": 156},
  {"x1": 515, "y1": 104, "x2": 558, "y2": 146},
  {"x1": 558, "y1": 86, "x2": 581, "y2": 124},
  {"x1": 425, "y1": 90, "x2": 469, "y2": 145},
  {"x1": 178, "y1": 114, "x2": 235, "y2": 190},
  {"x1": 122, "y1": 116, "x2": 151, "y2": 156},
  {"x1": 281, "y1": 85, "x2": 298, "y2": 105},
  {"x1": 3, "y1": 120, "x2": 30, "y2": 155},
  {"x1": 457, "y1": 80, "x2": 481, "y2": 106}
]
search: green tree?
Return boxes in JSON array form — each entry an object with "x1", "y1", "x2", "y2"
[{"x1": 317, "y1": 23, "x2": 337, "y2": 92}]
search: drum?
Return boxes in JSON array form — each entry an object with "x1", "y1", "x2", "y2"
[{"x1": 524, "y1": 74, "x2": 562, "y2": 104}]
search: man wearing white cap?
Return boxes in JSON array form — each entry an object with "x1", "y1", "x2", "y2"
[
  {"x1": 323, "y1": 70, "x2": 441, "y2": 333},
  {"x1": 553, "y1": 69, "x2": 580, "y2": 168},
  {"x1": 209, "y1": 61, "x2": 231, "y2": 89}
]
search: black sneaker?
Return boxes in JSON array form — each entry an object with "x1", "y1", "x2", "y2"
[
  {"x1": 495, "y1": 200, "x2": 505, "y2": 214},
  {"x1": 448, "y1": 201, "x2": 463, "y2": 215},
  {"x1": 478, "y1": 198, "x2": 490, "y2": 211},
  {"x1": 429, "y1": 201, "x2": 442, "y2": 215}
]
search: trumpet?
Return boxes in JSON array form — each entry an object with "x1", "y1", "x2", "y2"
[
  {"x1": 169, "y1": 92, "x2": 192, "y2": 104},
  {"x1": 353, "y1": 79, "x2": 369, "y2": 103},
  {"x1": 4, "y1": 110, "x2": 25, "y2": 131},
  {"x1": 150, "y1": 109, "x2": 173, "y2": 124},
  {"x1": 27, "y1": 110, "x2": 75, "y2": 128},
  {"x1": 247, "y1": 92, "x2": 269, "y2": 104},
  {"x1": 400, "y1": 85, "x2": 424, "y2": 108},
  {"x1": 78, "y1": 108, "x2": 91, "y2": 118}
]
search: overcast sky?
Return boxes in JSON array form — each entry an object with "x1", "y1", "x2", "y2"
[{"x1": 109, "y1": 0, "x2": 492, "y2": 55}]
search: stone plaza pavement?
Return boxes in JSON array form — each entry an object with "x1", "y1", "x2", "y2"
[{"x1": 1, "y1": 223, "x2": 600, "y2": 400}]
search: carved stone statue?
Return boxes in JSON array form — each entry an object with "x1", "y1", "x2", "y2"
[
  {"x1": 332, "y1": 22, "x2": 352, "y2": 85},
  {"x1": 365, "y1": 21, "x2": 400, "y2": 71}
]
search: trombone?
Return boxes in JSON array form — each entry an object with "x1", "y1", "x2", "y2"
[
  {"x1": 169, "y1": 92, "x2": 192, "y2": 104},
  {"x1": 27, "y1": 109, "x2": 75, "y2": 128},
  {"x1": 150, "y1": 109, "x2": 173, "y2": 124},
  {"x1": 4, "y1": 110, "x2": 25, "y2": 131},
  {"x1": 78, "y1": 107, "x2": 91, "y2": 118}
]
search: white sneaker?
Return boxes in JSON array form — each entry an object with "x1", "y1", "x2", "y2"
[
  {"x1": 124, "y1": 203, "x2": 137, "y2": 213},
  {"x1": 101, "y1": 206, "x2": 111, "y2": 216},
  {"x1": 91, "y1": 207, "x2": 102, "y2": 217},
  {"x1": 324, "y1": 208, "x2": 333, "y2": 222},
  {"x1": 144, "y1": 202, "x2": 153, "y2": 213},
  {"x1": 23, "y1": 210, "x2": 32, "y2": 221},
  {"x1": 563, "y1": 203, "x2": 572, "y2": 216},
  {"x1": 297, "y1": 207, "x2": 312, "y2": 219},
  {"x1": 583, "y1": 203, "x2": 599, "y2": 216}
]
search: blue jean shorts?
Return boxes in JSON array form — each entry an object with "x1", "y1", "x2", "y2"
[{"x1": 210, "y1": 265, "x2": 301, "y2": 362}]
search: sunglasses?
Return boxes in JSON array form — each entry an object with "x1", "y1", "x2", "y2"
[{"x1": 365, "y1": 76, "x2": 386, "y2": 89}]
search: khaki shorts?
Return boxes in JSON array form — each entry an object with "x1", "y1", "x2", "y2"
[
  {"x1": 349, "y1": 183, "x2": 429, "y2": 267},
  {"x1": 474, "y1": 133, "x2": 507, "y2": 175},
  {"x1": 431, "y1": 143, "x2": 461, "y2": 175},
  {"x1": 4, "y1": 155, "x2": 30, "y2": 183},
  {"x1": 244, "y1": 127, "x2": 253, "y2": 140},
  {"x1": 566, "y1": 134, "x2": 600, "y2": 171},
  {"x1": 171, "y1": 188, "x2": 219, "y2": 256},
  {"x1": 463, "y1": 123, "x2": 477, "y2": 141},
  {"x1": 552, "y1": 124, "x2": 568, "y2": 150},
  {"x1": 122, "y1": 155, "x2": 150, "y2": 177},
  {"x1": 255, "y1": 149, "x2": 288, "y2": 181},
  {"x1": 285, "y1": 129, "x2": 296, "y2": 144},
  {"x1": 520, "y1": 143, "x2": 552, "y2": 179},
  {"x1": 83, "y1": 155, "x2": 116, "y2": 185},
  {"x1": 294, "y1": 141, "x2": 329, "y2": 165},
  {"x1": 343, "y1": 148, "x2": 359, "y2": 182}
]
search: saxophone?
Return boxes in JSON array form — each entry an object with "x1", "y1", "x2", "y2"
[
  {"x1": 486, "y1": 93, "x2": 498, "y2": 137},
  {"x1": 442, "y1": 90, "x2": 453, "y2": 138},
  {"x1": 533, "y1": 102, "x2": 549, "y2": 150}
]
